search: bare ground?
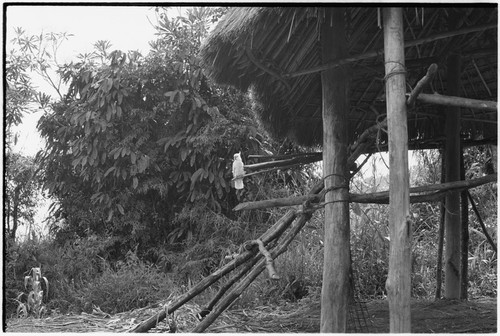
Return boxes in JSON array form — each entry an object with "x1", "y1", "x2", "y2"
[{"x1": 4, "y1": 297, "x2": 496, "y2": 333}]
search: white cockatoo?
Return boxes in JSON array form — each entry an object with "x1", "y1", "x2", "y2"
[{"x1": 232, "y1": 152, "x2": 245, "y2": 189}]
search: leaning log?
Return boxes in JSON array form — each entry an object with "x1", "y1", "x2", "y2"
[{"x1": 467, "y1": 191, "x2": 497, "y2": 253}]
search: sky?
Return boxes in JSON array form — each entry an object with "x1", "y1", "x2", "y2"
[{"x1": 6, "y1": 5, "x2": 161, "y2": 156}]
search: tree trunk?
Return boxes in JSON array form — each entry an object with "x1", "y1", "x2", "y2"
[
  {"x1": 444, "y1": 52, "x2": 462, "y2": 299},
  {"x1": 383, "y1": 7, "x2": 412, "y2": 333},
  {"x1": 6, "y1": 198, "x2": 11, "y2": 236},
  {"x1": 319, "y1": 7, "x2": 351, "y2": 333},
  {"x1": 11, "y1": 187, "x2": 20, "y2": 240}
]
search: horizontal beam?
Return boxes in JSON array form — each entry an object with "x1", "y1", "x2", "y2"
[
  {"x1": 233, "y1": 174, "x2": 496, "y2": 211},
  {"x1": 244, "y1": 153, "x2": 322, "y2": 171},
  {"x1": 415, "y1": 93, "x2": 497, "y2": 112}
]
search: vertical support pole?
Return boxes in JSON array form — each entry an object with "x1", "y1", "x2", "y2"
[
  {"x1": 444, "y1": 52, "x2": 462, "y2": 299},
  {"x1": 435, "y1": 150, "x2": 445, "y2": 299},
  {"x1": 320, "y1": 7, "x2": 351, "y2": 333},
  {"x1": 383, "y1": 8, "x2": 412, "y2": 333},
  {"x1": 460, "y1": 145, "x2": 469, "y2": 299}
]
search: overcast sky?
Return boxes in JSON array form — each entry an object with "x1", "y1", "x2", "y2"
[{"x1": 6, "y1": 5, "x2": 161, "y2": 156}]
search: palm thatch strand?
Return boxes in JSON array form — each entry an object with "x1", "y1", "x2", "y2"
[{"x1": 200, "y1": 7, "x2": 497, "y2": 149}]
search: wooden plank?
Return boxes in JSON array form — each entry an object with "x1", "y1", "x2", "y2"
[
  {"x1": 383, "y1": 8, "x2": 412, "y2": 332},
  {"x1": 319, "y1": 8, "x2": 351, "y2": 333},
  {"x1": 444, "y1": 52, "x2": 462, "y2": 299}
]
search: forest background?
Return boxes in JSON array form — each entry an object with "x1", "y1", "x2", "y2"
[{"x1": 4, "y1": 5, "x2": 497, "y2": 319}]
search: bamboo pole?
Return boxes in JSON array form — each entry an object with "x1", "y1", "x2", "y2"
[
  {"x1": 320, "y1": 8, "x2": 351, "y2": 333},
  {"x1": 383, "y1": 8, "x2": 412, "y2": 332},
  {"x1": 444, "y1": 52, "x2": 462, "y2": 299}
]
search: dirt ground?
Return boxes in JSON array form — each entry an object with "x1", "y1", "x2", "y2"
[
  {"x1": 4, "y1": 297, "x2": 496, "y2": 333},
  {"x1": 222, "y1": 297, "x2": 497, "y2": 333}
]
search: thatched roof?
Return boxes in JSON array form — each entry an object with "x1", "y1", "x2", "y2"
[{"x1": 200, "y1": 7, "x2": 497, "y2": 150}]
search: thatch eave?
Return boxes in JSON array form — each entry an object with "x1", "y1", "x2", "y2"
[{"x1": 200, "y1": 6, "x2": 498, "y2": 149}]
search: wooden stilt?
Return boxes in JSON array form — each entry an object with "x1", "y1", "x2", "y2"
[
  {"x1": 383, "y1": 8, "x2": 412, "y2": 332},
  {"x1": 444, "y1": 51, "x2": 462, "y2": 299},
  {"x1": 436, "y1": 151, "x2": 446, "y2": 299},
  {"x1": 460, "y1": 145, "x2": 469, "y2": 300},
  {"x1": 319, "y1": 7, "x2": 351, "y2": 333}
]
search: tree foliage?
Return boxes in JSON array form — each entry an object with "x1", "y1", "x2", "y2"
[
  {"x1": 36, "y1": 7, "x2": 268, "y2": 250},
  {"x1": 4, "y1": 28, "x2": 66, "y2": 241},
  {"x1": 5, "y1": 153, "x2": 41, "y2": 240}
]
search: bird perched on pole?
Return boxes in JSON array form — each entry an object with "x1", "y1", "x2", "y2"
[{"x1": 232, "y1": 152, "x2": 245, "y2": 189}]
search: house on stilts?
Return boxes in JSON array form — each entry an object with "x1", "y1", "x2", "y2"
[{"x1": 132, "y1": 6, "x2": 497, "y2": 333}]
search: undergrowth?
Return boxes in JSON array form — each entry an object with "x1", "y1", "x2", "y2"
[{"x1": 5, "y1": 153, "x2": 497, "y2": 318}]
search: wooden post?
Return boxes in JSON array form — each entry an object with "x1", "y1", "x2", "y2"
[
  {"x1": 444, "y1": 52, "x2": 462, "y2": 299},
  {"x1": 436, "y1": 151, "x2": 445, "y2": 299},
  {"x1": 319, "y1": 7, "x2": 351, "y2": 333},
  {"x1": 460, "y1": 145, "x2": 469, "y2": 300},
  {"x1": 383, "y1": 8, "x2": 412, "y2": 332}
]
